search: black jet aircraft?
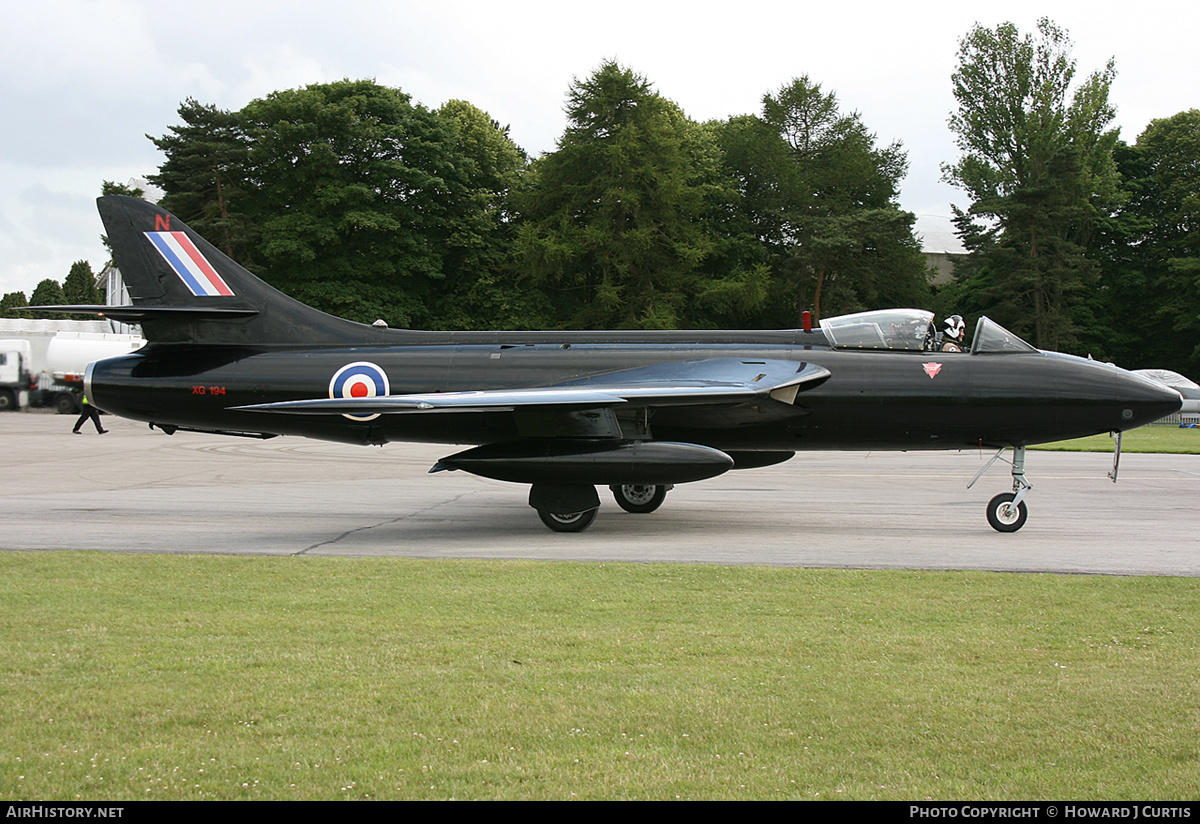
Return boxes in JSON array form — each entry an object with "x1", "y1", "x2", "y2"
[{"x1": 58, "y1": 196, "x2": 1182, "y2": 533}]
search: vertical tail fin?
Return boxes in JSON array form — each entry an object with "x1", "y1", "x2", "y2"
[{"x1": 97, "y1": 196, "x2": 369, "y2": 345}]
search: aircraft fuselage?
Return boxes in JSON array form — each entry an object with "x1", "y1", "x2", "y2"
[{"x1": 87, "y1": 330, "x2": 1179, "y2": 452}]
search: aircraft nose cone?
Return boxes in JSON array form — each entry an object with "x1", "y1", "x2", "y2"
[{"x1": 1115, "y1": 369, "x2": 1184, "y2": 429}]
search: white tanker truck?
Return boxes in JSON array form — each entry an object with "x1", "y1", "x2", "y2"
[{"x1": 0, "y1": 320, "x2": 144, "y2": 413}]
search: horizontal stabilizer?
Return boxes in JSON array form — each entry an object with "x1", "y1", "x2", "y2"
[{"x1": 32, "y1": 305, "x2": 260, "y2": 323}]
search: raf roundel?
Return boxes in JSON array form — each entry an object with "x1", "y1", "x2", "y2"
[{"x1": 329, "y1": 362, "x2": 390, "y2": 421}]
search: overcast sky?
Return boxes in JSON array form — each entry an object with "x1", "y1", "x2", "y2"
[{"x1": 2, "y1": 0, "x2": 1196, "y2": 299}]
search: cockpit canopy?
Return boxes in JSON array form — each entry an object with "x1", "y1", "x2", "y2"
[
  {"x1": 818, "y1": 309, "x2": 1037, "y2": 354},
  {"x1": 820, "y1": 309, "x2": 934, "y2": 351},
  {"x1": 969, "y1": 316, "x2": 1038, "y2": 354}
]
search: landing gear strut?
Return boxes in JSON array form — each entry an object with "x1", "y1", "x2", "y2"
[{"x1": 969, "y1": 445, "x2": 1032, "y2": 533}]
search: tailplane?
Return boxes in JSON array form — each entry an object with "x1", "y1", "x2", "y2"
[{"x1": 72, "y1": 196, "x2": 373, "y2": 345}]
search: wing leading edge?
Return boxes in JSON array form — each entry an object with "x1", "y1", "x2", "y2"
[{"x1": 232, "y1": 358, "x2": 830, "y2": 416}]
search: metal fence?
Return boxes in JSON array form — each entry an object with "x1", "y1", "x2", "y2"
[{"x1": 1150, "y1": 412, "x2": 1199, "y2": 427}]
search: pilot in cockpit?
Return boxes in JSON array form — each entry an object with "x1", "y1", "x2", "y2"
[{"x1": 938, "y1": 315, "x2": 967, "y2": 352}]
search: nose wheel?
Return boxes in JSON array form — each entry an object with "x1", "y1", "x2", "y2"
[
  {"x1": 986, "y1": 492, "x2": 1028, "y2": 532},
  {"x1": 969, "y1": 446, "x2": 1032, "y2": 533}
]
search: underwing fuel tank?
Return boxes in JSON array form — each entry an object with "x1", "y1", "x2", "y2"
[{"x1": 431, "y1": 440, "x2": 735, "y2": 485}]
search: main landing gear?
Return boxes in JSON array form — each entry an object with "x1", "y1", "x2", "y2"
[
  {"x1": 609, "y1": 483, "x2": 671, "y2": 514},
  {"x1": 533, "y1": 484, "x2": 673, "y2": 532},
  {"x1": 969, "y1": 445, "x2": 1032, "y2": 533},
  {"x1": 537, "y1": 508, "x2": 599, "y2": 533}
]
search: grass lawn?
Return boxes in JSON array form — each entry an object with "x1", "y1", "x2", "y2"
[
  {"x1": 2, "y1": 552, "x2": 1198, "y2": 800},
  {"x1": 1037, "y1": 423, "x2": 1200, "y2": 454}
]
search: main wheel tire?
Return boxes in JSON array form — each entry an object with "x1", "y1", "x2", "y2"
[
  {"x1": 986, "y1": 492, "x2": 1028, "y2": 533},
  {"x1": 55, "y1": 393, "x2": 79, "y2": 414},
  {"x1": 0, "y1": 390, "x2": 14, "y2": 411},
  {"x1": 537, "y1": 508, "x2": 598, "y2": 533},
  {"x1": 610, "y1": 484, "x2": 668, "y2": 514}
]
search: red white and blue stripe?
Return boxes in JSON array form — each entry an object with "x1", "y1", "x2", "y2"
[{"x1": 144, "y1": 231, "x2": 234, "y2": 297}]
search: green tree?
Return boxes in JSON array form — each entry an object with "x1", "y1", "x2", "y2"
[
  {"x1": 28, "y1": 279, "x2": 67, "y2": 318},
  {"x1": 149, "y1": 99, "x2": 252, "y2": 261},
  {"x1": 1094, "y1": 111, "x2": 1200, "y2": 373},
  {"x1": 63, "y1": 260, "x2": 102, "y2": 305},
  {"x1": 431, "y1": 100, "x2": 540, "y2": 329},
  {"x1": 237, "y1": 80, "x2": 472, "y2": 327},
  {"x1": 712, "y1": 78, "x2": 929, "y2": 324},
  {"x1": 101, "y1": 180, "x2": 144, "y2": 198},
  {"x1": 516, "y1": 62, "x2": 723, "y2": 329},
  {"x1": 1133, "y1": 110, "x2": 1200, "y2": 372},
  {"x1": 1, "y1": 291, "x2": 28, "y2": 318},
  {"x1": 702, "y1": 114, "x2": 795, "y2": 327},
  {"x1": 150, "y1": 82, "x2": 526, "y2": 329},
  {"x1": 944, "y1": 18, "x2": 1120, "y2": 351}
]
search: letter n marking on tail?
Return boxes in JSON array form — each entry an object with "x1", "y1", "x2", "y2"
[{"x1": 155, "y1": 215, "x2": 171, "y2": 231}]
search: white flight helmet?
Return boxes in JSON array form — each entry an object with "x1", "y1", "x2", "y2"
[{"x1": 943, "y1": 315, "x2": 966, "y2": 341}]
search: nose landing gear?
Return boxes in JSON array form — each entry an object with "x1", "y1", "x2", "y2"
[
  {"x1": 985, "y1": 491, "x2": 1028, "y2": 532},
  {"x1": 969, "y1": 445, "x2": 1032, "y2": 533}
]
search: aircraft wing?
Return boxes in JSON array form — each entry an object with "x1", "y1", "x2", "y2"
[{"x1": 233, "y1": 358, "x2": 830, "y2": 416}]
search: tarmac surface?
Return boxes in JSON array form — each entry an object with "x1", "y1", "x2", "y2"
[{"x1": 3, "y1": 411, "x2": 1199, "y2": 575}]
